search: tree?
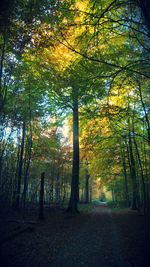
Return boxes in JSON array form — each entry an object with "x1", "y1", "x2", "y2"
[{"x1": 0, "y1": 0, "x2": 150, "y2": 214}]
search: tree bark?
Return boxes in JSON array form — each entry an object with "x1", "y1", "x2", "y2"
[
  {"x1": 22, "y1": 130, "x2": 32, "y2": 209},
  {"x1": 133, "y1": 135, "x2": 146, "y2": 213},
  {"x1": 67, "y1": 88, "x2": 79, "y2": 213},
  {"x1": 55, "y1": 171, "x2": 60, "y2": 203},
  {"x1": 39, "y1": 172, "x2": 45, "y2": 220},
  {"x1": 0, "y1": 34, "x2": 6, "y2": 113},
  {"x1": 84, "y1": 164, "x2": 89, "y2": 203},
  {"x1": 15, "y1": 120, "x2": 26, "y2": 210},
  {"x1": 128, "y1": 129, "x2": 138, "y2": 210},
  {"x1": 120, "y1": 144, "x2": 130, "y2": 207},
  {"x1": 138, "y1": 0, "x2": 150, "y2": 36},
  {"x1": 138, "y1": 82, "x2": 150, "y2": 144}
]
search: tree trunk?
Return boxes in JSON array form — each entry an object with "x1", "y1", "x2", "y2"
[
  {"x1": 55, "y1": 171, "x2": 60, "y2": 203},
  {"x1": 128, "y1": 129, "x2": 138, "y2": 210},
  {"x1": 22, "y1": 131, "x2": 32, "y2": 209},
  {"x1": 15, "y1": 120, "x2": 26, "y2": 210},
  {"x1": 0, "y1": 35, "x2": 6, "y2": 113},
  {"x1": 67, "y1": 88, "x2": 79, "y2": 213},
  {"x1": 138, "y1": 0, "x2": 150, "y2": 36},
  {"x1": 120, "y1": 144, "x2": 130, "y2": 206},
  {"x1": 143, "y1": 142, "x2": 149, "y2": 212},
  {"x1": 133, "y1": 136, "x2": 146, "y2": 214},
  {"x1": 84, "y1": 167, "x2": 89, "y2": 203},
  {"x1": 39, "y1": 172, "x2": 45, "y2": 220},
  {"x1": 137, "y1": 82, "x2": 150, "y2": 143},
  {"x1": 112, "y1": 187, "x2": 116, "y2": 204}
]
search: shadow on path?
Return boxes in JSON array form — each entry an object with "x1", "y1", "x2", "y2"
[
  {"x1": 51, "y1": 205, "x2": 125, "y2": 267},
  {"x1": 0, "y1": 205, "x2": 149, "y2": 267}
]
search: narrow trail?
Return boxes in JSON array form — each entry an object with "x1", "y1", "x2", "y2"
[
  {"x1": 51, "y1": 205, "x2": 125, "y2": 267},
  {"x1": 0, "y1": 205, "x2": 149, "y2": 267}
]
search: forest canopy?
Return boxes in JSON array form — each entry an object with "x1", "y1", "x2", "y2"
[{"x1": 0, "y1": 0, "x2": 150, "y2": 213}]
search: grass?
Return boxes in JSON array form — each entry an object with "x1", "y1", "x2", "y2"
[
  {"x1": 59, "y1": 202, "x2": 93, "y2": 214},
  {"x1": 107, "y1": 200, "x2": 130, "y2": 213},
  {"x1": 110, "y1": 206, "x2": 130, "y2": 213},
  {"x1": 78, "y1": 203, "x2": 93, "y2": 213}
]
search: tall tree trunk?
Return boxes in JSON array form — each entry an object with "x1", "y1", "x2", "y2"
[
  {"x1": 89, "y1": 180, "x2": 93, "y2": 202},
  {"x1": 15, "y1": 120, "x2": 26, "y2": 209},
  {"x1": 143, "y1": 141, "x2": 149, "y2": 212},
  {"x1": 0, "y1": 34, "x2": 6, "y2": 113},
  {"x1": 39, "y1": 172, "x2": 45, "y2": 220},
  {"x1": 133, "y1": 136, "x2": 146, "y2": 214},
  {"x1": 62, "y1": 176, "x2": 67, "y2": 204},
  {"x1": 12, "y1": 129, "x2": 20, "y2": 205},
  {"x1": 137, "y1": 82, "x2": 150, "y2": 143},
  {"x1": 50, "y1": 165, "x2": 55, "y2": 203},
  {"x1": 84, "y1": 162, "x2": 89, "y2": 203},
  {"x1": 112, "y1": 187, "x2": 116, "y2": 204},
  {"x1": 22, "y1": 130, "x2": 32, "y2": 209},
  {"x1": 55, "y1": 171, "x2": 60, "y2": 203},
  {"x1": 120, "y1": 144, "x2": 130, "y2": 206},
  {"x1": 67, "y1": 88, "x2": 79, "y2": 213},
  {"x1": 128, "y1": 128, "x2": 138, "y2": 210},
  {"x1": 137, "y1": 0, "x2": 150, "y2": 36}
]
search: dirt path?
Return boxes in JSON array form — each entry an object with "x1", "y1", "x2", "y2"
[
  {"x1": 0, "y1": 205, "x2": 149, "y2": 267},
  {"x1": 51, "y1": 205, "x2": 125, "y2": 267}
]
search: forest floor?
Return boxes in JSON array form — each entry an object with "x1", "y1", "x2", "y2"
[{"x1": 0, "y1": 204, "x2": 149, "y2": 267}]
